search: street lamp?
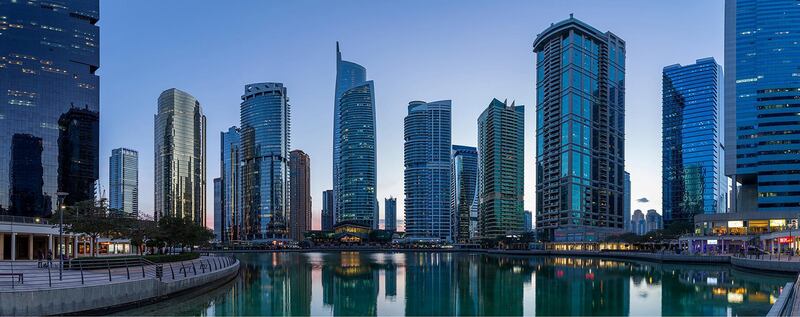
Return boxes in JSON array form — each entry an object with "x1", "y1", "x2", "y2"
[{"x1": 55, "y1": 192, "x2": 68, "y2": 281}]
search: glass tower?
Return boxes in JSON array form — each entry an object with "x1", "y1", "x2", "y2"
[
  {"x1": 109, "y1": 148, "x2": 138, "y2": 216},
  {"x1": 240, "y1": 82, "x2": 291, "y2": 240},
  {"x1": 477, "y1": 99, "x2": 524, "y2": 239},
  {"x1": 533, "y1": 15, "x2": 626, "y2": 241},
  {"x1": 154, "y1": 88, "x2": 206, "y2": 225},
  {"x1": 220, "y1": 126, "x2": 241, "y2": 242},
  {"x1": 404, "y1": 100, "x2": 452, "y2": 240},
  {"x1": 623, "y1": 171, "x2": 631, "y2": 232},
  {"x1": 450, "y1": 145, "x2": 478, "y2": 243},
  {"x1": 322, "y1": 189, "x2": 334, "y2": 231},
  {"x1": 213, "y1": 177, "x2": 222, "y2": 241},
  {"x1": 0, "y1": 0, "x2": 99, "y2": 216},
  {"x1": 289, "y1": 149, "x2": 311, "y2": 241},
  {"x1": 333, "y1": 42, "x2": 368, "y2": 224},
  {"x1": 662, "y1": 58, "x2": 726, "y2": 225},
  {"x1": 384, "y1": 197, "x2": 397, "y2": 231},
  {"x1": 725, "y1": 0, "x2": 800, "y2": 212}
]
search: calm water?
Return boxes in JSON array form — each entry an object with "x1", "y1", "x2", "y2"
[{"x1": 118, "y1": 252, "x2": 793, "y2": 316}]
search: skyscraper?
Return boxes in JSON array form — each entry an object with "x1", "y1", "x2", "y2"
[
  {"x1": 663, "y1": 58, "x2": 726, "y2": 225},
  {"x1": 109, "y1": 148, "x2": 139, "y2": 216},
  {"x1": 645, "y1": 209, "x2": 663, "y2": 232},
  {"x1": 533, "y1": 15, "x2": 626, "y2": 242},
  {"x1": 0, "y1": 0, "x2": 99, "y2": 215},
  {"x1": 623, "y1": 171, "x2": 631, "y2": 232},
  {"x1": 154, "y1": 88, "x2": 206, "y2": 224},
  {"x1": 524, "y1": 210, "x2": 533, "y2": 232},
  {"x1": 451, "y1": 145, "x2": 478, "y2": 243},
  {"x1": 404, "y1": 100, "x2": 452, "y2": 240},
  {"x1": 477, "y1": 99, "x2": 524, "y2": 239},
  {"x1": 322, "y1": 189, "x2": 334, "y2": 231},
  {"x1": 220, "y1": 127, "x2": 241, "y2": 242},
  {"x1": 289, "y1": 150, "x2": 311, "y2": 241},
  {"x1": 385, "y1": 197, "x2": 397, "y2": 232},
  {"x1": 213, "y1": 177, "x2": 222, "y2": 241},
  {"x1": 725, "y1": 0, "x2": 800, "y2": 212},
  {"x1": 631, "y1": 209, "x2": 646, "y2": 235},
  {"x1": 240, "y1": 83, "x2": 291, "y2": 240},
  {"x1": 334, "y1": 44, "x2": 377, "y2": 227}
]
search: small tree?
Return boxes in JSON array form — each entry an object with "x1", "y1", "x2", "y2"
[{"x1": 53, "y1": 199, "x2": 115, "y2": 257}]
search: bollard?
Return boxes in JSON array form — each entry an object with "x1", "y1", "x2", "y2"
[
  {"x1": 107, "y1": 260, "x2": 112, "y2": 282},
  {"x1": 80, "y1": 261, "x2": 85, "y2": 284}
]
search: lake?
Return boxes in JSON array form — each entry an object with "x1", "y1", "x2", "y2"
[{"x1": 117, "y1": 252, "x2": 793, "y2": 316}]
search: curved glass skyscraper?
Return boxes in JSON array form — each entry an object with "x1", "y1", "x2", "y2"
[
  {"x1": 725, "y1": 0, "x2": 800, "y2": 212},
  {"x1": 404, "y1": 100, "x2": 452, "y2": 240},
  {"x1": 662, "y1": 58, "x2": 726, "y2": 225},
  {"x1": 154, "y1": 88, "x2": 206, "y2": 224},
  {"x1": 240, "y1": 82, "x2": 291, "y2": 240},
  {"x1": 334, "y1": 43, "x2": 377, "y2": 227},
  {"x1": 0, "y1": 0, "x2": 99, "y2": 216},
  {"x1": 451, "y1": 145, "x2": 478, "y2": 243},
  {"x1": 219, "y1": 126, "x2": 241, "y2": 242}
]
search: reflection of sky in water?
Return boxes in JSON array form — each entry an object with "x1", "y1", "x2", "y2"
[{"x1": 114, "y1": 252, "x2": 793, "y2": 316}]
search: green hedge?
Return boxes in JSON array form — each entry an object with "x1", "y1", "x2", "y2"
[{"x1": 144, "y1": 252, "x2": 200, "y2": 263}]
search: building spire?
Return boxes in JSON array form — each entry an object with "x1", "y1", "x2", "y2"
[{"x1": 336, "y1": 41, "x2": 341, "y2": 62}]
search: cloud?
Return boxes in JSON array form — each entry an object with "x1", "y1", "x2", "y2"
[{"x1": 636, "y1": 197, "x2": 649, "y2": 203}]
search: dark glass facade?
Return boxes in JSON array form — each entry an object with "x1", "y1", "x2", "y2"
[
  {"x1": 322, "y1": 189, "x2": 334, "y2": 231},
  {"x1": 220, "y1": 127, "x2": 241, "y2": 242},
  {"x1": 289, "y1": 149, "x2": 311, "y2": 241},
  {"x1": 662, "y1": 58, "x2": 726, "y2": 225},
  {"x1": 404, "y1": 100, "x2": 452, "y2": 240},
  {"x1": 0, "y1": 0, "x2": 99, "y2": 216},
  {"x1": 384, "y1": 197, "x2": 396, "y2": 231},
  {"x1": 725, "y1": 0, "x2": 800, "y2": 212},
  {"x1": 240, "y1": 82, "x2": 290, "y2": 240},
  {"x1": 450, "y1": 145, "x2": 478, "y2": 243},
  {"x1": 534, "y1": 16, "x2": 626, "y2": 242},
  {"x1": 109, "y1": 148, "x2": 138, "y2": 216}
]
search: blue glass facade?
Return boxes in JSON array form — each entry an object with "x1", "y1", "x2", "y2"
[
  {"x1": 662, "y1": 58, "x2": 726, "y2": 224},
  {"x1": 385, "y1": 197, "x2": 397, "y2": 232},
  {"x1": 0, "y1": 0, "x2": 99, "y2": 216},
  {"x1": 322, "y1": 189, "x2": 334, "y2": 231},
  {"x1": 213, "y1": 177, "x2": 222, "y2": 241},
  {"x1": 333, "y1": 42, "x2": 367, "y2": 224},
  {"x1": 477, "y1": 99, "x2": 524, "y2": 239},
  {"x1": 725, "y1": 0, "x2": 800, "y2": 212},
  {"x1": 109, "y1": 148, "x2": 138, "y2": 216},
  {"x1": 450, "y1": 145, "x2": 478, "y2": 243},
  {"x1": 220, "y1": 127, "x2": 241, "y2": 242},
  {"x1": 623, "y1": 171, "x2": 631, "y2": 232},
  {"x1": 404, "y1": 100, "x2": 452, "y2": 240},
  {"x1": 534, "y1": 16, "x2": 626, "y2": 242},
  {"x1": 240, "y1": 83, "x2": 291, "y2": 240}
]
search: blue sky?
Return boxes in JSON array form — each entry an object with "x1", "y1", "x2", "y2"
[{"x1": 98, "y1": 0, "x2": 724, "y2": 228}]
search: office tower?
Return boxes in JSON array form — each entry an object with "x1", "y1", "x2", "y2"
[
  {"x1": 385, "y1": 197, "x2": 397, "y2": 231},
  {"x1": 333, "y1": 43, "x2": 377, "y2": 226},
  {"x1": 0, "y1": 0, "x2": 99, "y2": 215},
  {"x1": 289, "y1": 150, "x2": 311, "y2": 241},
  {"x1": 220, "y1": 127, "x2": 241, "y2": 242},
  {"x1": 477, "y1": 99, "x2": 525, "y2": 239},
  {"x1": 450, "y1": 145, "x2": 478, "y2": 243},
  {"x1": 154, "y1": 88, "x2": 206, "y2": 224},
  {"x1": 322, "y1": 189, "x2": 334, "y2": 231},
  {"x1": 624, "y1": 171, "x2": 631, "y2": 232},
  {"x1": 663, "y1": 58, "x2": 726, "y2": 225},
  {"x1": 725, "y1": 0, "x2": 800, "y2": 212},
  {"x1": 240, "y1": 83, "x2": 291, "y2": 240},
  {"x1": 109, "y1": 148, "x2": 139, "y2": 216},
  {"x1": 533, "y1": 15, "x2": 626, "y2": 241},
  {"x1": 213, "y1": 178, "x2": 222, "y2": 241},
  {"x1": 631, "y1": 209, "x2": 645, "y2": 235},
  {"x1": 645, "y1": 209, "x2": 663, "y2": 232},
  {"x1": 404, "y1": 100, "x2": 452, "y2": 240},
  {"x1": 524, "y1": 210, "x2": 533, "y2": 232}
]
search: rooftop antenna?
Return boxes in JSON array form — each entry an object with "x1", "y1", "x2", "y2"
[{"x1": 570, "y1": 13, "x2": 574, "y2": 19}]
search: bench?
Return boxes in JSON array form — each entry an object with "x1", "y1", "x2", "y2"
[{"x1": 0, "y1": 273, "x2": 23, "y2": 284}]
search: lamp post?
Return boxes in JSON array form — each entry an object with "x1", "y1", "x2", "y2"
[{"x1": 56, "y1": 192, "x2": 68, "y2": 280}]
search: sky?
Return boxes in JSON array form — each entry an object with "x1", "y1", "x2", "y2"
[{"x1": 97, "y1": 0, "x2": 724, "y2": 229}]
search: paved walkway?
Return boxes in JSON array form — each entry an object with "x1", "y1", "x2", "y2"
[{"x1": 0, "y1": 256, "x2": 233, "y2": 291}]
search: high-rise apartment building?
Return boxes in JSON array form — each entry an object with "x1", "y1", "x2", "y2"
[
  {"x1": 663, "y1": 58, "x2": 726, "y2": 225},
  {"x1": 725, "y1": 0, "x2": 800, "y2": 212},
  {"x1": 154, "y1": 88, "x2": 206, "y2": 224},
  {"x1": 289, "y1": 150, "x2": 311, "y2": 241},
  {"x1": 524, "y1": 210, "x2": 533, "y2": 232},
  {"x1": 450, "y1": 145, "x2": 478, "y2": 243},
  {"x1": 385, "y1": 197, "x2": 397, "y2": 232},
  {"x1": 240, "y1": 83, "x2": 291, "y2": 240},
  {"x1": 219, "y1": 127, "x2": 241, "y2": 242},
  {"x1": 0, "y1": 0, "x2": 99, "y2": 216},
  {"x1": 645, "y1": 209, "x2": 663, "y2": 232},
  {"x1": 477, "y1": 99, "x2": 524, "y2": 239},
  {"x1": 322, "y1": 189, "x2": 334, "y2": 231},
  {"x1": 534, "y1": 15, "x2": 626, "y2": 242},
  {"x1": 333, "y1": 43, "x2": 377, "y2": 227},
  {"x1": 109, "y1": 148, "x2": 138, "y2": 216},
  {"x1": 623, "y1": 171, "x2": 631, "y2": 232},
  {"x1": 213, "y1": 178, "x2": 222, "y2": 241},
  {"x1": 404, "y1": 100, "x2": 452, "y2": 240}
]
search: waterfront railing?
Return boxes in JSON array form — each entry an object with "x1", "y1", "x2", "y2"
[{"x1": 0, "y1": 254, "x2": 237, "y2": 291}]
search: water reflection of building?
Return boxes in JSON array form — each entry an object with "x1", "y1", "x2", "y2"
[
  {"x1": 385, "y1": 259, "x2": 397, "y2": 299},
  {"x1": 322, "y1": 252, "x2": 379, "y2": 316},
  {"x1": 405, "y1": 253, "x2": 456, "y2": 315},
  {"x1": 478, "y1": 256, "x2": 529, "y2": 316},
  {"x1": 534, "y1": 257, "x2": 629, "y2": 316},
  {"x1": 57, "y1": 107, "x2": 99, "y2": 205},
  {"x1": 9, "y1": 134, "x2": 48, "y2": 217}
]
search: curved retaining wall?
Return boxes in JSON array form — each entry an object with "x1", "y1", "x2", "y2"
[{"x1": 0, "y1": 260, "x2": 240, "y2": 316}]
